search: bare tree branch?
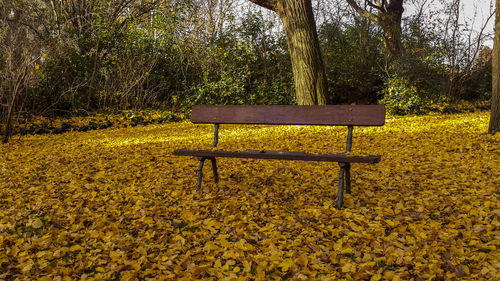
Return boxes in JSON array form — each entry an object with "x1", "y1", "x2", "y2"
[
  {"x1": 247, "y1": 0, "x2": 277, "y2": 12},
  {"x1": 346, "y1": 0, "x2": 380, "y2": 23},
  {"x1": 365, "y1": 0, "x2": 385, "y2": 12}
]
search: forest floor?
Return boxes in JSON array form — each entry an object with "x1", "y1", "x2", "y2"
[{"x1": 0, "y1": 112, "x2": 498, "y2": 280}]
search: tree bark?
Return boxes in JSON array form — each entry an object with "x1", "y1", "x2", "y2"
[
  {"x1": 346, "y1": 0, "x2": 403, "y2": 62},
  {"x1": 247, "y1": 0, "x2": 327, "y2": 105},
  {"x1": 87, "y1": 40, "x2": 100, "y2": 110},
  {"x1": 4, "y1": 70, "x2": 27, "y2": 143},
  {"x1": 2, "y1": 8, "x2": 25, "y2": 143},
  {"x1": 489, "y1": 0, "x2": 500, "y2": 134}
]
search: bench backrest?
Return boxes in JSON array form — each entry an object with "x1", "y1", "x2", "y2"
[{"x1": 191, "y1": 105, "x2": 385, "y2": 126}]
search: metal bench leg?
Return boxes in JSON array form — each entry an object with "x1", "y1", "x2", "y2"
[
  {"x1": 336, "y1": 163, "x2": 346, "y2": 210},
  {"x1": 210, "y1": 158, "x2": 219, "y2": 183},
  {"x1": 196, "y1": 157, "x2": 206, "y2": 190},
  {"x1": 345, "y1": 163, "x2": 351, "y2": 194}
]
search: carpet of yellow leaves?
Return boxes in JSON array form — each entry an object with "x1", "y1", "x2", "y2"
[{"x1": 0, "y1": 112, "x2": 498, "y2": 280}]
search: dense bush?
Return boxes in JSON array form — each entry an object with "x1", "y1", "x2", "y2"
[
  {"x1": 0, "y1": 109, "x2": 186, "y2": 136},
  {"x1": 320, "y1": 19, "x2": 385, "y2": 104},
  {"x1": 380, "y1": 74, "x2": 428, "y2": 115}
]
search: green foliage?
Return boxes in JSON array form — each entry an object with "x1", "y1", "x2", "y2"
[
  {"x1": 192, "y1": 69, "x2": 248, "y2": 105},
  {"x1": 381, "y1": 49, "x2": 447, "y2": 115},
  {"x1": 0, "y1": 0, "x2": 493, "y2": 120},
  {"x1": 380, "y1": 74, "x2": 428, "y2": 115},
  {"x1": 380, "y1": 13, "x2": 478, "y2": 115},
  {"x1": 320, "y1": 20, "x2": 385, "y2": 104},
  {"x1": 181, "y1": 10, "x2": 294, "y2": 107}
]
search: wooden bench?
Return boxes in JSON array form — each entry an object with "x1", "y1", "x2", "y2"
[{"x1": 173, "y1": 105, "x2": 385, "y2": 209}]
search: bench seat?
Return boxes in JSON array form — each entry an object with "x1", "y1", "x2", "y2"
[
  {"x1": 174, "y1": 148, "x2": 381, "y2": 164},
  {"x1": 173, "y1": 105, "x2": 386, "y2": 209}
]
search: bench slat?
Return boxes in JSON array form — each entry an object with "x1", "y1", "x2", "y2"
[
  {"x1": 173, "y1": 149, "x2": 381, "y2": 164},
  {"x1": 191, "y1": 105, "x2": 385, "y2": 126}
]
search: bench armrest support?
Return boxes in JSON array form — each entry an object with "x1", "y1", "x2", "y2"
[
  {"x1": 213, "y1": 123, "x2": 219, "y2": 147},
  {"x1": 346, "y1": 126, "x2": 353, "y2": 153}
]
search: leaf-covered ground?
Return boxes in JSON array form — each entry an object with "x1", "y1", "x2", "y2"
[{"x1": 0, "y1": 112, "x2": 498, "y2": 280}]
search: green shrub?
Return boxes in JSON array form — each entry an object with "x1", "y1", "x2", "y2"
[{"x1": 380, "y1": 74, "x2": 428, "y2": 115}]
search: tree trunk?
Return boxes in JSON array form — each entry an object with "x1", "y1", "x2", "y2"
[
  {"x1": 2, "y1": 8, "x2": 25, "y2": 143},
  {"x1": 357, "y1": 17, "x2": 369, "y2": 68},
  {"x1": 346, "y1": 0, "x2": 403, "y2": 62},
  {"x1": 87, "y1": 40, "x2": 100, "y2": 110},
  {"x1": 3, "y1": 70, "x2": 26, "y2": 143},
  {"x1": 489, "y1": 0, "x2": 500, "y2": 134},
  {"x1": 247, "y1": 0, "x2": 327, "y2": 105},
  {"x1": 381, "y1": 1, "x2": 403, "y2": 61},
  {"x1": 380, "y1": 16, "x2": 402, "y2": 61}
]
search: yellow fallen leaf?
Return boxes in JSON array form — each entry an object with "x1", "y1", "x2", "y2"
[
  {"x1": 96, "y1": 267, "x2": 105, "y2": 272},
  {"x1": 21, "y1": 262, "x2": 33, "y2": 273},
  {"x1": 31, "y1": 218, "x2": 43, "y2": 229},
  {"x1": 279, "y1": 259, "x2": 294, "y2": 271},
  {"x1": 69, "y1": 245, "x2": 84, "y2": 252},
  {"x1": 341, "y1": 262, "x2": 355, "y2": 273},
  {"x1": 340, "y1": 247, "x2": 353, "y2": 255}
]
